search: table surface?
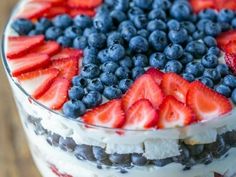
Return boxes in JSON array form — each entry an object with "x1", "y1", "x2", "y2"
[{"x1": 0, "y1": 0, "x2": 41, "y2": 177}]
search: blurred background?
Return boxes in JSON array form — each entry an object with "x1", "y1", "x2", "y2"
[{"x1": 0, "y1": 1, "x2": 41, "y2": 177}]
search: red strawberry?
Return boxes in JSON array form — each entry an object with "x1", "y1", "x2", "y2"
[
  {"x1": 44, "y1": 6, "x2": 68, "y2": 18},
  {"x1": 157, "y1": 96, "x2": 195, "y2": 129},
  {"x1": 7, "y1": 35, "x2": 44, "y2": 59},
  {"x1": 51, "y1": 48, "x2": 83, "y2": 60},
  {"x1": 8, "y1": 53, "x2": 51, "y2": 76},
  {"x1": 69, "y1": 8, "x2": 96, "y2": 17},
  {"x1": 189, "y1": 0, "x2": 215, "y2": 13},
  {"x1": 216, "y1": 30, "x2": 236, "y2": 49},
  {"x1": 38, "y1": 77, "x2": 70, "y2": 110},
  {"x1": 17, "y1": 68, "x2": 59, "y2": 99},
  {"x1": 161, "y1": 73, "x2": 190, "y2": 103},
  {"x1": 16, "y1": 2, "x2": 51, "y2": 19},
  {"x1": 145, "y1": 68, "x2": 164, "y2": 85},
  {"x1": 30, "y1": 0, "x2": 65, "y2": 5},
  {"x1": 225, "y1": 53, "x2": 236, "y2": 75},
  {"x1": 122, "y1": 74, "x2": 164, "y2": 111},
  {"x1": 67, "y1": 0, "x2": 103, "y2": 8},
  {"x1": 214, "y1": 0, "x2": 236, "y2": 11},
  {"x1": 187, "y1": 81, "x2": 232, "y2": 121},
  {"x1": 123, "y1": 99, "x2": 159, "y2": 130},
  {"x1": 31, "y1": 41, "x2": 60, "y2": 56},
  {"x1": 50, "y1": 57, "x2": 79, "y2": 81},
  {"x1": 225, "y1": 41, "x2": 236, "y2": 55},
  {"x1": 82, "y1": 99, "x2": 125, "y2": 128}
]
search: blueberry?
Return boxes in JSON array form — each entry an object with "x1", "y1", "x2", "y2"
[
  {"x1": 131, "y1": 154, "x2": 147, "y2": 166},
  {"x1": 119, "y1": 79, "x2": 133, "y2": 93},
  {"x1": 100, "y1": 72, "x2": 118, "y2": 86},
  {"x1": 168, "y1": 28, "x2": 188, "y2": 44},
  {"x1": 199, "y1": 8, "x2": 217, "y2": 20},
  {"x1": 74, "y1": 15, "x2": 92, "y2": 29},
  {"x1": 152, "y1": 0, "x2": 171, "y2": 10},
  {"x1": 83, "y1": 53, "x2": 100, "y2": 65},
  {"x1": 215, "y1": 85, "x2": 232, "y2": 97},
  {"x1": 180, "y1": 21, "x2": 196, "y2": 34},
  {"x1": 59, "y1": 137, "x2": 76, "y2": 152},
  {"x1": 35, "y1": 17, "x2": 52, "y2": 32},
  {"x1": 197, "y1": 19, "x2": 211, "y2": 32},
  {"x1": 132, "y1": 67, "x2": 145, "y2": 79},
  {"x1": 134, "y1": 14, "x2": 148, "y2": 29},
  {"x1": 216, "y1": 64, "x2": 230, "y2": 77},
  {"x1": 92, "y1": 146, "x2": 109, "y2": 162},
  {"x1": 201, "y1": 54, "x2": 218, "y2": 68},
  {"x1": 119, "y1": 20, "x2": 134, "y2": 31},
  {"x1": 47, "y1": 133, "x2": 60, "y2": 146},
  {"x1": 115, "y1": 67, "x2": 130, "y2": 79},
  {"x1": 88, "y1": 33, "x2": 106, "y2": 49},
  {"x1": 98, "y1": 49, "x2": 111, "y2": 63},
  {"x1": 11, "y1": 18, "x2": 34, "y2": 35},
  {"x1": 103, "y1": 86, "x2": 123, "y2": 99},
  {"x1": 110, "y1": 10, "x2": 127, "y2": 26},
  {"x1": 28, "y1": 29, "x2": 43, "y2": 36},
  {"x1": 75, "y1": 145, "x2": 95, "y2": 161},
  {"x1": 121, "y1": 25, "x2": 137, "y2": 41},
  {"x1": 167, "y1": 19, "x2": 180, "y2": 31},
  {"x1": 203, "y1": 69, "x2": 221, "y2": 83},
  {"x1": 57, "y1": 36, "x2": 72, "y2": 47},
  {"x1": 81, "y1": 64, "x2": 100, "y2": 79},
  {"x1": 170, "y1": 1, "x2": 192, "y2": 21},
  {"x1": 185, "y1": 62, "x2": 205, "y2": 77},
  {"x1": 109, "y1": 153, "x2": 131, "y2": 166},
  {"x1": 192, "y1": 31, "x2": 205, "y2": 40},
  {"x1": 219, "y1": 22, "x2": 232, "y2": 32},
  {"x1": 223, "y1": 75, "x2": 236, "y2": 88},
  {"x1": 130, "y1": 36, "x2": 149, "y2": 54},
  {"x1": 69, "y1": 86, "x2": 85, "y2": 100},
  {"x1": 133, "y1": 0, "x2": 152, "y2": 9},
  {"x1": 180, "y1": 52, "x2": 194, "y2": 65},
  {"x1": 137, "y1": 29, "x2": 150, "y2": 38},
  {"x1": 133, "y1": 54, "x2": 148, "y2": 67},
  {"x1": 165, "y1": 60, "x2": 183, "y2": 74},
  {"x1": 84, "y1": 46, "x2": 98, "y2": 56},
  {"x1": 147, "y1": 19, "x2": 167, "y2": 32},
  {"x1": 128, "y1": 7, "x2": 144, "y2": 21},
  {"x1": 164, "y1": 44, "x2": 184, "y2": 60},
  {"x1": 82, "y1": 91, "x2": 103, "y2": 108},
  {"x1": 72, "y1": 76, "x2": 88, "y2": 88},
  {"x1": 205, "y1": 21, "x2": 222, "y2": 36},
  {"x1": 65, "y1": 26, "x2": 82, "y2": 39},
  {"x1": 232, "y1": 18, "x2": 236, "y2": 28},
  {"x1": 148, "y1": 9, "x2": 166, "y2": 20},
  {"x1": 199, "y1": 77, "x2": 214, "y2": 88},
  {"x1": 173, "y1": 145, "x2": 190, "y2": 164},
  {"x1": 206, "y1": 136, "x2": 227, "y2": 158},
  {"x1": 149, "y1": 30, "x2": 168, "y2": 52},
  {"x1": 114, "y1": 0, "x2": 129, "y2": 11},
  {"x1": 87, "y1": 79, "x2": 104, "y2": 93},
  {"x1": 53, "y1": 14, "x2": 72, "y2": 29},
  {"x1": 185, "y1": 41, "x2": 207, "y2": 58},
  {"x1": 188, "y1": 144, "x2": 204, "y2": 156},
  {"x1": 101, "y1": 61, "x2": 119, "y2": 73},
  {"x1": 108, "y1": 44, "x2": 126, "y2": 61},
  {"x1": 208, "y1": 47, "x2": 221, "y2": 57},
  {"x1": 62, "y1": 100, "x2": 86, "y2": 118},
  {"x1": 83, "y1": 27, "x2": 98, "y2": 37},
  {"x1": 107, "y1": 32, "x2": 124, "y2": 46},
  {"x1": 45, "y1": 27, "x2": 63, "y2": 40},
  {"x1": 149, "y1": 52, "x2": 167, "y2": 69},
  {"x1": 73, "y1": 36, "x2": 88, "y2": 50},
  {"x1": 218, "y1": 9, "x2": 235, "y2": 23},
  {"x1": 224, "y1": 131, "x2": 236, "y2": 146},
  {"x1": 197, "y1": 152, "x2": 213, "y2": 165},
  {"x1": 119, "y1": 56, "x2": 133, "y2": 69},
  {"x1": 182, "y1": 73, "x2": 195, "y2": 82},
  {"x1": 153, "y1": 158, "x2": 173, "y2": 167},
  {"x1": 93, "y1": 13, "x2": 113, "y2": 32}
]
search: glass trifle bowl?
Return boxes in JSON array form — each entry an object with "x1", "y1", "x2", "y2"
[{"x1": 3, "y1": 0, "x2": 236, "y2": 177}]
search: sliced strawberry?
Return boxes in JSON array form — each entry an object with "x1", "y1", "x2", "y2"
[
  {"x1": 225, "y1": 53, "x2": 236, "y2": 75},
  {"x1": 50, "y1": 57, "x2": 79, "y2": 81},
  {"x1": 123, "y1": 99, "x2": 158, "y2": 130},
  {"x1": 69, "y1": 8, "x2": 96, "y2": 17},
  {"x1": 16, "y1": 1, "x2": 51, "y2": 19},
  {"x1": 51, "y1": 48, "x2": 83, "y2": 60},
  {"x1": 214, "y1": 0, "x2": 236, "y2": 11},
  {"x1": 44, "y1": 6, "x2": 68, "y2": 18},
  {"x1": 216, "y1": 30, "x2": 236, "y2": 49},
  {"x1": 38, "y1": 77, "x2": 70, "y2": 109},
  {"x1": 161, "y1": 73, "x2": 190, "y2": 103},
  {"x1": 31, "y1": 41, "x2": 60, "y2": 56},
  {"x1": 157, "y1": 96, "x2": 195, "y2": 129},
  {"x1": 8, "y1": 53, "x2": 50, "y2": 76},
  {"x1": 67, "y1": 0, "x2": 103, "y2": 8},
  {"x1": 189, "y1": 0, "x2": 215, "y2": 13},
  {"x1": 82, "y1": 99, "x2": 125, "y2": 128},
  {"x1": 7, "y1": 35, "x2": 44, "y2": 59},
  {"x1": 122, "y1": 74, "x2": 164, "y2": 111},
  {"x1": 145, "y1": 68, "x2": 164, "y2": 85},
  {"x1": 29, "y1": 0, "x2": 65, "y2": 5},
  {"x1": 17, "y1": 68, "x2": 59, "y2": 99},
  {"x1": 187, "y1": 81, "x2": 232, "y2": 121},
  {"x1": 225, "y1": 41, "x2": 236, "y2": 55}
]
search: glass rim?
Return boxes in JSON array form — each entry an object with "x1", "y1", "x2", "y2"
[{"x1": 1, "y1": 1, "x2": 235, "y2": 135}]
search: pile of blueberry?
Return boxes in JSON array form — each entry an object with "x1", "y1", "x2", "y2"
[{"x1": 12, "y1": 0, "x2": 236, "y2": 118}]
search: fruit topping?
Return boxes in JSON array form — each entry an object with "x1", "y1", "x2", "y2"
[
  {"x1": 216, "y1": 30, "x2": 236, "y2": 50},
  {"x1": 44, "y1": 6, "x2": 68, "y2": 18},
  {"x1": 123, "y1": 99, "x2": 158, "y2": 130},
  {"x1": 215, "y1": 0, "x2": 236, "y2": 11},
  {"x1": 8, "y1": 53, "x2": 50, "y2": 76},
  {"x1": 82, "y1": 99, "x2": 125, "y2": 128},
  {"x1": 187, "y1": 81, "x2": 232, "y2": 121},
  {"x1": 145, "y1": 68, "x2": 164, "y2": 85},
  {"x1": 38, "y1": 77, "x2": 70, "y2": 109},
  {"x1": 189, "y1": 0, "x2": 215, "y2": 13},
  {"x1": 225, "y1": 53, "x2": 236, "y2": 75},
  {"x1": 69, "y1": 9, "x2": 96, "y2": 18},
  {"x1": 17, "y1": 68, "x2": 59, "y2": 98},
  {"x1": 51, "y1": 48, "x2": 83, "y2": 60},
  {"x1": 31, "y1": 41, "x2": 60, "y2": 56},
  {"x1": 67, "y1": 0, "x2": 103, "y2": 9},
  {"x1": 7, "y1": 35, "x2": 44, "y2": 59},
  {"x1": 225, "y1": 41, "x2": 236, "y2": 56},
  {"x1": 157, "y1": 96, "x2": 195, "y2": 129}
]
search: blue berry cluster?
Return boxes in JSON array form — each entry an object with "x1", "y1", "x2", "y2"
[{"x1": 12, "y1": 0, "x2": 236, "y2": 118}]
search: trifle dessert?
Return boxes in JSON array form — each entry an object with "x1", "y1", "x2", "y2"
[{"x1": 3, "y1": 0, "x2": 236, "y2": 176}]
